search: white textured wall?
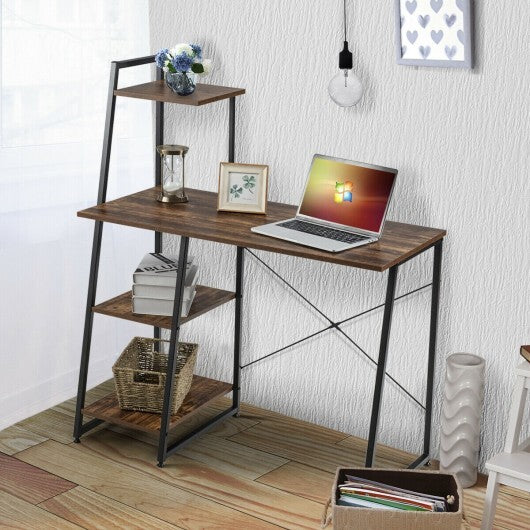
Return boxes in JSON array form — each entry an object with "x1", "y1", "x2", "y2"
[{"x1": 149, "y1": 0, "x2": 529, "y2": 469}]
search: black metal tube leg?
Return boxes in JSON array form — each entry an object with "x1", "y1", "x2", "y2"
[
  {"x1": 365, "y1": 265, "x2": 398, "y2": 467},
  {"x1": 233, "y1": 247, "x2": 244, "y2": 413},
  {"x1": 154, "y1": 67, "x2": 164, "y2": 346},
  {"x1": 73, "y1": 62, "x2": 119, "y2": 441},
  {"x1": 228, "y1": 97, "x2": 235, "y2": 163},
  {"x1": 157, "y1": 236, "x2": 190, "y2": 467},
  {"x1": 422, "y1": 240, "x2": 443, "y2": 456}
]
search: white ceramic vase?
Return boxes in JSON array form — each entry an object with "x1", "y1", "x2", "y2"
[{"x1": 439, "y1": 353, "x2": 485, "y2": 488}]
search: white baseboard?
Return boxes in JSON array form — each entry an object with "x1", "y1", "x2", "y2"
[{"x1": 0, "y1": 356, "x2": 114, "y2": 432}]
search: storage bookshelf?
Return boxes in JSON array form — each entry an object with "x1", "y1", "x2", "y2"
[{"x1": 73, "y1": 55, "x2": 245, "y2": 466}]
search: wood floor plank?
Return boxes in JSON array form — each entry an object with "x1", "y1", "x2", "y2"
[
  {"x1": 99, "y1": 427, "x2": 286, "y2": 480},
  {"x1": 17, "y1": 408, "x2": 93, "y2": 445},
  {"x1": 79, "y1": 429, "x2": 324, "y2": 529},
  {"x1": 52, "y1": 381, "x2": 116, "y2": 417},
  {"x1": 16, "y1": 440, "x2": 278, "y2": 529},
  {"x1": 39, "y1": 486, "x2": 181, "y2": 530},
  {"x1": 0, "y1": 424, "x2": 47, "y2": 456},
  {"x1": 0, "y1": 490, "x2": 81, "y2": 529},
  {"x1": 463, "y1": 483, "x2": 530, "y2": 529},
  {"x1": 337, "y1": 434, "x2": 416, "y2": 468},
  {"x1": 177, "y1": 434, "x2": 288, "y2": 480},
  {"x1": 229, "y1": 420, "x2": 404, "y2": 473},
  {"x1": 238, "y1": 403, "x2": 351, "y2": 442},
  {"x1": 464, "y1": 515, "x2": 511, "y2": 529},
  {"x1": 257, "y1": 461, "x2": 335, "y2": 504},
  {"x1": 0, "y1": 452, "x2": 76, "y2": 504}
]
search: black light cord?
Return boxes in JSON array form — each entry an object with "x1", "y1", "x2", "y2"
[
  {"x1": 338, "y1": 0, "x2": 353, "y2": 70},
  {"x1": 343, "y1": 0, "x2": 347, "y2": 41}
]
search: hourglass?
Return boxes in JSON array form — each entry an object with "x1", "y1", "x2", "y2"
[{"x1": 156, "y1": 145, "x2": 189, "y2": 203}]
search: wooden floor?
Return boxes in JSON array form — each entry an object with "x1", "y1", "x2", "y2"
[{"x1": 0, "y1": 381, "x2": 528, "y2": 529}]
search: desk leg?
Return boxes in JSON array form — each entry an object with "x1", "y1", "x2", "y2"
[
  {"x1": 365, "y1": 265, "x2": 398, "y2": 467},
  {"x1": 74, "y1": 62, "x2": 119, "y2": 442},
  {"x1": 423, "y1": 239, "x2": 443, "y2": 457},
  {"x1": 233, "y1": 247, "x2": 244, "y2": 414},
  {"x1": 228, "y1": 97, "x2": 235, "y2": 163},
  {"x1": 154, "y1": 67, "x2": 164, "y2": 348},
  {"x1": 157, "y1": 236, "x2": 190, "y2": 467}
]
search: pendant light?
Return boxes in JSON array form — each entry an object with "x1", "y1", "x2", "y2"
[{"x1": 328, "y1": 0, "x2": 363, "y2": 107}]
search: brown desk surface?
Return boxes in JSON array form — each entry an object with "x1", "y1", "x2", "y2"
[{"x1": 78, "y1": 187, "x2": 446, "y2": 272}]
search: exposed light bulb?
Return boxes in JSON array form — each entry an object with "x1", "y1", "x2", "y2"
[
  {"x1": 328, "y1": 69, "x2": 363, "y2": 107},
  {"x1": 329, "y1": 1, "x2": 363, "y2": 107}
]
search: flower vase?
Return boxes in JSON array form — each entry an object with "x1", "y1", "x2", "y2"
[
  {"x1": 165, "y1": 71, "x2": 196, "y2": 96},
  {"x1": 439, "y1": 353, "x2": 485, "y2": 488}
]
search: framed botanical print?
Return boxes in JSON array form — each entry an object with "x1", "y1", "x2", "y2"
[
  {"x1": 218, "y1": 162, "x2": 268, "y2": 214},
  {"x1": 395, "y1": 0, "x2": 474, "y2": 68}
]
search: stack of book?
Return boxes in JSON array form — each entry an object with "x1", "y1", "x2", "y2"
[
  {"x1": 132, "y1": 253, "x2": 198, "y2": 317},
  {"x1": 337, "y1": 475, "x2": 451, "y2": 512}
]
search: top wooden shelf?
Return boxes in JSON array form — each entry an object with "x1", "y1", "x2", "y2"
[
  {"x1": 114, "y1": 80, "x2": 245, "y2": 106},
  {"x1": 78, "y1": 188, "x2": 446, "y2": 272}
]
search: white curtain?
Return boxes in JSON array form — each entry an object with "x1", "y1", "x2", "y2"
[{"x1": 0, "y1": 0, "x2": 153, "y2": 428}]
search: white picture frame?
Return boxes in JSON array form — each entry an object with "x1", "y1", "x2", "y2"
[
  {"x1": 217, "y1": 162, "x2": 268, "y2": 214},
  {"x1": 395, "y1": 0, "x2": 474, "y2": 68}
]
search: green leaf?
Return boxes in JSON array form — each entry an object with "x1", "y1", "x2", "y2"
[
  {"x1": 191, "y1": 63, "x2": 204, "y2": 74},
  {"x1": 167, "y1": 63, "x2": 176, "y2": 73}
]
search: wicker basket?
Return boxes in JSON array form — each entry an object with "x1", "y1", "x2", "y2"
[{"x1": 112, "y1": 337, "x2": 198, "y2": 414}]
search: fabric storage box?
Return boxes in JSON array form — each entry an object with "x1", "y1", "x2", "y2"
[
  {"x1": 113, "y1": 337, "x2": 198, "y2": 414},
  {"x1": 329, "y1": 468, "x2": 463, "y2": 530}
]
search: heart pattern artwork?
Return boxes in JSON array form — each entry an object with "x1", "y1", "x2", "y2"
[
  {"x1": 407, "y1": 30, "x2": 419, "y2": 44},
  {"x1": 399, "y1": 0, "x2": 468, "y2": 64},
  {"x1": 406, "y1": 0, "x2": 417, "y2": 14},
  {"x1": 418, "y1": 14, "x2": 430, "y2": 28},
  {"x1": 431, "y1": 30, "x2": 444, "y2": 44},
  {"x1": 430, "y1": 0, "x2": 443, "y2": 13},
  {"x1": 445, "y1": 13, "x2": 457, "y2": 27}
]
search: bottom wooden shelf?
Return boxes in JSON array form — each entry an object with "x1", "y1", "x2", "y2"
[{"x1": 82, "y1": 375, "x2": 232, "y2": 433}]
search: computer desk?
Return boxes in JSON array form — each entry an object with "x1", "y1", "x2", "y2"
[{"x1": 77, "y1": 186, "x2": 446, "y2": 468}]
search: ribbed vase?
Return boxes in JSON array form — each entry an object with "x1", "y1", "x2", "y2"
[{"x1": 439, "y1": 353, "x2": 485, "y2": 488}]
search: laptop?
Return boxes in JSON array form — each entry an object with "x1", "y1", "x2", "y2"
[{"x1": 251, "y1": 154, "x2": 398, "y2": 253}]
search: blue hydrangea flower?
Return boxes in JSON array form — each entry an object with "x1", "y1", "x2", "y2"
[
  {"x1": 190, "y1": 44, "x2": 202, "y2": 59},
  {"x1": 171, "y1": 53, "x2": 194, "y2": 72},
  {"x1": 155, "y1": 48, "x2": 170, "y2": 68}
]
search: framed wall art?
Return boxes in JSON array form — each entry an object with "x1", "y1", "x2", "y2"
[
  {"x1": 395, "y1": 0, "x2": 473, "y2": 68},
  {"x1": 217, "y1": 162, "x2": 268, "y2": 214}
]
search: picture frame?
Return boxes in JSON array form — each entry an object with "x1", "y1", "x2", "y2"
[
  {"x1": 217, "y1": 162, "x2": 268, "y2": 214},
  {"x1": 395, "y1": 0, "x2": 473, "y2": 69}
]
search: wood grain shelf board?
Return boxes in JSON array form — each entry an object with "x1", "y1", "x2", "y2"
[
  {"x1": 78, "y1": 187, "x2": 446, "y2": 272},
  {"x1": 114, "y1": 80, "x2": 245, "y2": 106},
  {"x1": 92, "y1": 285, "x2": 235, "y2": 328},
  {"x1": 82, "y1": 375, "x2": 232, "y2": 433}
]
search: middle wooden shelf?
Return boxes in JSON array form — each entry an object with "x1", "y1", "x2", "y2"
[{"x1": 92, "y1": 285, "x2": 235, "y2": 328}]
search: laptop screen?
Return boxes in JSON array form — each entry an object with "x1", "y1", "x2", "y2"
[{"x1": 298, "y1": 155, "x2": 397, "y2": 234}]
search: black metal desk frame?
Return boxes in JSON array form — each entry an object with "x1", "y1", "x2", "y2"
[{"x1": 73, "y1": 56, "x2": 443, "y2": 469}]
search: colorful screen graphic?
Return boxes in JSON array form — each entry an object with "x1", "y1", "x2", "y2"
[{"x1": 298, "y1": 157, "x2": 397, "y2": 233}]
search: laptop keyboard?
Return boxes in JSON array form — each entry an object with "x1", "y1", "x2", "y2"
[{"x1": 278, "y1": 219, "x2": 369, "y2": 244}]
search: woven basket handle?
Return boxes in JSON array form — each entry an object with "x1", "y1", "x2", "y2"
[
  {"x1": 320, "y1": 498, "x2": 332, "y2": 529},
  {"x1": 131, "y1": 370, "x2": 161, "y2": 385}
]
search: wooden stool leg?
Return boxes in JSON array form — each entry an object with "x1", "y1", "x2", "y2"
[
  {"x1": 481, "y1": 471, "x2": 500, "y2": 530},
  {"x1": 504, "y1": 375, "x2": 527, "y2": 453}
]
